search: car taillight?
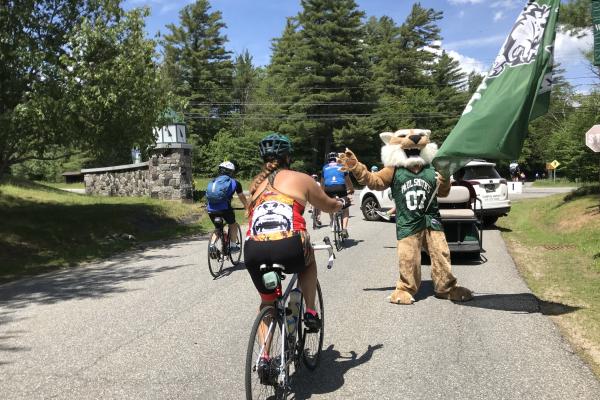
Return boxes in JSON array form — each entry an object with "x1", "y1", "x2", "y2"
[
  {"x1": 500, "y1": 179, "x2": 507, "y2": 184},
  {"x1": 467, "y1": 180, "x2": 480, "y2": 186}
]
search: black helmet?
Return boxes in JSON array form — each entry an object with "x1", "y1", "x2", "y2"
[
  {"x1": 259, "y1": 133, "x2": 292, "y2": 159},
  {"x1": 327, "y1": 152, "x2": 338, "y2": 162}
]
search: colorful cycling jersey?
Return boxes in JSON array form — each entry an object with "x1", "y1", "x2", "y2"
[
  {"x1": 247, "y1": 189, "x2": 306, "y2": 241},
  {"x1": 322, "y1": 162, "x2": 347, "y2": 187}
]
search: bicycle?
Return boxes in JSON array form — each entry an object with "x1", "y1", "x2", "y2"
[
  {"x1": 332, "y1": 210, "x2": 345, "y2": 251},
  {"x1": 207, "y1": 216, "x2": 243, "y2": 278},
  {"x1": 244, "y1": 237, "x2": 335, "y2": 400},
  {"x1": 309, "y1": 204, "x2": 321, "y2": 230}
]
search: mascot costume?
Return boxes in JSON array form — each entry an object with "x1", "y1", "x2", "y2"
[{"x1": 339, "y1": 129, "x2": 473, "y2": 304}]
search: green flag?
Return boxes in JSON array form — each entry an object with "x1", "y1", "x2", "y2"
[{"x1": 433, "y1": 0, "x2": 560, "y2": 178}]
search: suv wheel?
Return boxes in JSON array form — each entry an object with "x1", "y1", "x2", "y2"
[
  {"x1": 361, "y1": 196, "x2": 381, "y2": 221},
  {"x1": 483, "y1": 216, "x2": 498, "y2": 227}
]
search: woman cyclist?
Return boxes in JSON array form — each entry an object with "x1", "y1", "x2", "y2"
[{"x1": 244, "y1": 133, "x2": 348, "y2": 372}]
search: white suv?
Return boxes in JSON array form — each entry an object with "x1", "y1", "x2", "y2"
[{"x1": 359, "y1": 160, "x2": 510, "y2": 226}]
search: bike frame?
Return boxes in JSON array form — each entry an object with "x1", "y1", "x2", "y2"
[{"x1": 254, "y1": 239, "x2": 335, "y2": 388}]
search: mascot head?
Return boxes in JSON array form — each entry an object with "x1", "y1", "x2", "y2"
[{"x1": 380, "y1": 129, "x2": 438, "y2": 168}]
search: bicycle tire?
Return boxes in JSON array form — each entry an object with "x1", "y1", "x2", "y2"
[
  {"x1": 334, "y1": 214, "x2": 343, "y2": 251},
  {"x1": 207, "y1": 230, "x2": 225, "y2": 278},
  {"x1": 228, "y1": 224, "x2": 243, "y2": 265},
  {"x1": 300, "y1": 280, "x2": 324, "y2": 370},
  {"x1": 245, "y1": 306, "x2": 286, "y2": 400}
]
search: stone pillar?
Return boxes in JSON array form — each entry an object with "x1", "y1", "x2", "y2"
[{"x1": 148, "y1": 143, "x2": 193, "y2": 201}]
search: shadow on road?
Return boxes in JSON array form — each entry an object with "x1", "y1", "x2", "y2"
[
  {"x1": 0, "y1": 259, "x2": 190, "y2": 309},
  {"x1": 340, "y1": 239, "x2": 364, "y2": 249},
  {"x1": 214, "y1": 261, "x2": 246, "y2": 279},
  {"x1": 291, "y1": 343, "x2": 383, "y2": 399},
  {"x1": 456, "y1": 292, "x2": 581, "y2": 315}
]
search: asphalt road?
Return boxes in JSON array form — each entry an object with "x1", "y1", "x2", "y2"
[{"x1": 1, "y1": 187, "x2": 598, "y2": 399}]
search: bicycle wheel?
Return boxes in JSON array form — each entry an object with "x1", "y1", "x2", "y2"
[
  {"x1": 312, "y1": 207, "x2": 317, "y2": 230},
  {"x1": 207, "y1": 230, "x2": 225, "y2": 278},
  {"x1": 300, "y1": 280, "x2": 324, "y2": 370},
  {"x1": 334, "y1": 215, "x2": 343, "y2": 251},
  {"x1": 245, "y1": 306, "x2": 286, "y2": 400},
  {"x1": 228, "y1": 224, "x2": 243, "y2": 265}
]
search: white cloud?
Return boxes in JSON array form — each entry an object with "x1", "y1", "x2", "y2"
[
  {"x1": 448, "y1": 0, "x2": 483, "y2": 4},
  {"x1": 444, "y1": 35, "x2": 505, "y2": 50},
  {"x1": 493, "y1": 11, "x2": 504, "y2": 22},
  {"x1": 458, "y1": 10, "x2": 465, "y2": 18},
  {"x1": 490, "y1": 0, "x2": 520, "y2": 9},
  {"x1": 555, "y1": 28, "x2": 593, "y2": 66},
  {"x1": 427, "y1": 40, "x2": 488, "y2": 76}
]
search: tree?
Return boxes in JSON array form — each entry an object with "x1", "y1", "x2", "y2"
[
  {"x1": 162, "y1": 0, "x2": 233, "y2": 170},
  {"x1": 0, "y1": 0, "x2": 91, "y2": 177},
  {"x1": 268, "y1": 0, "x2": 369, "y2": 170},
  {"x1": 61, "y1": 6, "x2": 167, "y2": 166}
]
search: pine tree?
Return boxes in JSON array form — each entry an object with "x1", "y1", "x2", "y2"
[
  {"x1": 268, "y1": 0, "x2": 369, "y2": 170},
  {"x1": 162, "y1": 0, "x2": 233, "y2": 165}
]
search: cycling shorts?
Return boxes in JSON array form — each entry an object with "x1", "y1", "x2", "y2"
[
  {"x1": 244, "y1": 232, "x2": 315, "y2": 299},
  {"x1": 324, "y1": 184, "x2": 347, "y2": 198},
  {"x1": 208, "y1": 209, "x2": 236, "y2": 226}
]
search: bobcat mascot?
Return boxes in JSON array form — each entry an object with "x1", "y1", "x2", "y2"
[{"x1": 339, "y1": 129, "x2": 473, "y2": 304}]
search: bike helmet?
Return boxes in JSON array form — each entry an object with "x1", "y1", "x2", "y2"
[
  {"x1": 218, "y1": 161, "x2": 235, "y2": 176},
  {"x1": 259, "y1": 133, "x2": 292, "y2": 159},
  {"x1": 327, "y1": 152, "x2": 338, "y2": 162},
  {"x1": 371, "y1": 165, "x2": 379, "y2": 172}
]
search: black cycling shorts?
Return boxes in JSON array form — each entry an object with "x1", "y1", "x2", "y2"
[
  {"x1": 208, "y1": 209, "x2": 236, "y2": 226},
  {"x1": 324, "y1": 184, "x2": 347, "y2": 198},
  {"x1": 244, "y1": 234, "x2": 310, "y2": 294}
]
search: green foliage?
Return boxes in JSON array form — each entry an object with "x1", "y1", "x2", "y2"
[
  {"x1": 162, "y1": 0, "x2": 233, "y2": 156},
  {"x1": 61, "y1": 6, "x2": 167, "y2": 166},
  {"x1": 559, "y1": 0, "x2": 591, "y2": 30},
  {"x1": 199, "y1": 130, "x2": 265, "y2": 178}
]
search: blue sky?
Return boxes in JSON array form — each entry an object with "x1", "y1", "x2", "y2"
[{"x1": 124, "y1": 0, "x2": 594, "y2": 92}]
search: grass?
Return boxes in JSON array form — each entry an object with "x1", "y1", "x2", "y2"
[
  {"x1": 498, "y1": 190, "x2": 600, "y2": 376},
  {"x1": 531, "y1": 178, "x2": 582, "y2": 188},
  {"x1": 36, "y1": 181, "x2": 85, "y2": 189},
  {"x1": 0, "y1": 178, "x2": 208, "y2": 282}
]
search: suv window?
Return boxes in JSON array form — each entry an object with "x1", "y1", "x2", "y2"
[{"x1": 463, "y1": 166, "x2": 501, "y2": 180}]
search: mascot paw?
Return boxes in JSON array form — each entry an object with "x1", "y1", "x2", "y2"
[
  {"x1": 338, "y1": 148, "x2": 358, "y2": 172},
  {"x1": 435, "y1": 286, "x2": 473, "y2": 302},
  {"x1": 388, "y1": 290, "x2": 415, "y2": 305}
]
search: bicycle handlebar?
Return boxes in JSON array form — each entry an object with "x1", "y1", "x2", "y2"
[{"x1": 312, "y1": 236, "x2": 336, "y2": 269}]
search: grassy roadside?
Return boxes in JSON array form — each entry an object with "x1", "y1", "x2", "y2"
[
  {"x1": 497, "y1": 190, "x2": 600, "y2": 376},
  {"x1": 0, "y1": 178, "x2": 208, "y2": 283},
  {"x1": 35, "y1": 181, "x2": 85, "y2": 189},
  {"x1": 531, "y1": 178, "x2": 581, "y2": 188}
]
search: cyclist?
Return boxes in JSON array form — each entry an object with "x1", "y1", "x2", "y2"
[
  {"x1": 322, "y1": 152, "x2": 354, "y2": 238},
  {"x1": 206, "y1": 161, "x2": 248, "y2": 248},
  {"x1": 244, "y1": 133, "x2": 348, "y2": 371}
]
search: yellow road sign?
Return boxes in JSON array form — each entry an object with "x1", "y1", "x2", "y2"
[{"x1": 550, "y1": 160, "x2": 560, "y2": 169}]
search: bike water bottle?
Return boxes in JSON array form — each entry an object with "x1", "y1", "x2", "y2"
[{"x1": 287, "y1": 288, "x2": 302, "y2": 336}]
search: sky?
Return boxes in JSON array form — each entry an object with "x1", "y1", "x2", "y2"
[{"x1": 123, "y1": 0, "x2": 595, "y2": 92}]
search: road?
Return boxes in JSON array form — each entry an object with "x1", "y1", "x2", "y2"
[{"x1": 1, "y1": 186, "x2": 598, "y2": 399}]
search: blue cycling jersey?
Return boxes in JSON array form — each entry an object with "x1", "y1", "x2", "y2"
[{"x1": 322, "y1": 162, "x2": 347, "y2": 187}]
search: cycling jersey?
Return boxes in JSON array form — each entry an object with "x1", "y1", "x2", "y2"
[
  {"x1": 207, "y1": 178, "x2": 243, "y2": 212},
  {"x1": 322, "y1": 162, "x2": 347, "y2": 187},
  {"x1": 244, "y1": 172, "x2": 313, "y2": 298}
]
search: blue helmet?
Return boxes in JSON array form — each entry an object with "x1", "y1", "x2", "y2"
[{"x1": 259, "y1": 133, "x2": 292, "y2": 159}]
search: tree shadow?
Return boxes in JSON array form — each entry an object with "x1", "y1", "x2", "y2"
[
  {"x1": 290, "y1": 343, "x2": 383, "y2": 399},
  {"x1": 0, "y1": 311, "x2": 30, "y2": 365},
  {"x1": 0, "y1": 256, "x2": 191, "y2": 309},
  {"x1": 456, "y1": 292, "x2": 581, "y2": 315}
]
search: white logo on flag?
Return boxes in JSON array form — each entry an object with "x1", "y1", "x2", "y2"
[{"x1": 489, "y1": 2, "x2": 551, "y2": 78}]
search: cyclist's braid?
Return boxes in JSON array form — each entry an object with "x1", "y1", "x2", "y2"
[{"x1": 247, "y1": 158, "x2": 281, "y2": 213}]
